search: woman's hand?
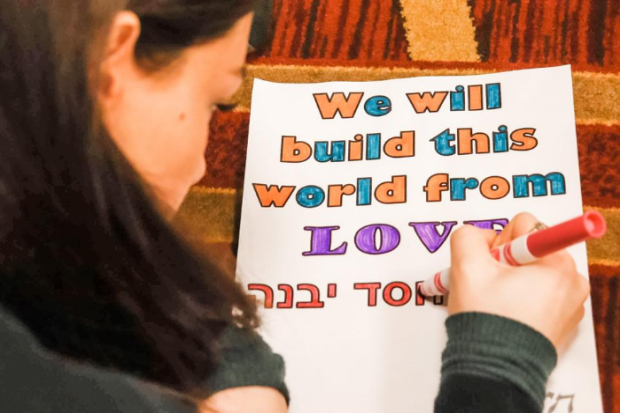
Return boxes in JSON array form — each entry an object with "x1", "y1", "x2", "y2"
[{"x1": 447, "y1": 212, "x2": 591, "y2": 349}]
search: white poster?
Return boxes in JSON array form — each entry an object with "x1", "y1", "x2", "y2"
[{"x1": 236, "y1": 65, "x2": 603, "y2": 413}]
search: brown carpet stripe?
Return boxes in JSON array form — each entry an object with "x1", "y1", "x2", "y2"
[
  {"x1": 469, "y1": 0, "x2": 620, "y2": 71},
  {"x1": 590, "y1": 268, "x2": 620, "y2": 413},
  {"x1": 263, "y1": 0, "x2": 409, "y2": 63}
]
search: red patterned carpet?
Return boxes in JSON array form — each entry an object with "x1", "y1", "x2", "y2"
[{"x1": 177, "y1": 1, "x2": 620, "y2": 411}]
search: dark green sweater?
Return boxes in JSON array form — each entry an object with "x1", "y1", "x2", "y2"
[
  {"x1": 0, "y1": 303, "x2": 288, "y2": 412},
  {"x1": 435, "y1": 312, "x2": 557, "y2": 412},
  {"x1": 0, "y1": 302, "x2": 556, "y2": 412}
]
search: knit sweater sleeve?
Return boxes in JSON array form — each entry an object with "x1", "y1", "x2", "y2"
[
  {"x1": 434, "y1": 312, "x2": 557, "y2": 413},
  {"x1": 201, "y1": 327, "x2": 290, "y2": 404}
]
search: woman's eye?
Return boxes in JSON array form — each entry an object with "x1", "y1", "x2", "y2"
[{"x1": 214, "y1": 103, "x2": 238, "y2": 112}]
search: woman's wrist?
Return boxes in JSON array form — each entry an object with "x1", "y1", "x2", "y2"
[{"x1": 441, "y1": 311, "x2": 557, "y2": 410}]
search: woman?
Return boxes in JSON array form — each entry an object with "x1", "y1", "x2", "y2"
[
  {"x1": 0, "y1": 0, "x2": 287, "y2": 412},
  {"x1": 0, "y1": 0, "x2": 589, "y2": 412}
]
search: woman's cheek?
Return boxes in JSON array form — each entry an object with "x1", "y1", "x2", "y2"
[{"x1": 189, "y1": 111, "x2": 212, "y2": 182}]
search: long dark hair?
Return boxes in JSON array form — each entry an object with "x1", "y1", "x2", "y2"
[{"x1": 0, "y1": 0, "x2": 256, "y2": 398}]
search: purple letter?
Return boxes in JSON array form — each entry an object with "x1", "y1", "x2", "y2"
[
  {"x1": 463, "y1": 218, "x2": 509, "y2": 234},
  {"x1": 409, "y1": 221, "x2": 457, "y2": 253},
  {"x1": 303, "y1": 226, "x2": 348, "y2": 256},
  {"x1": 354, "y1": 224, "x2": 400, "y2": 255}
]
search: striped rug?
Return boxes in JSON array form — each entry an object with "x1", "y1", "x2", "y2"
[{"x1": 176, "y1": 1, "x2": 620, "y2": 410}]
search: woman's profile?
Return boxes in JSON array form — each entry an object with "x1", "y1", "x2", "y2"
[{"x1": 0, "y1": 0, "x2": 287, "y2": 411}]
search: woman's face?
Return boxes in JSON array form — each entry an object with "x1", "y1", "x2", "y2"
[{"x1": 99, "y1": 13, "x2": 253, "y2": 213}]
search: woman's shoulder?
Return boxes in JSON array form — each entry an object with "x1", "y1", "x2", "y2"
[{"x1": 0, "y1": 303, "x2": 194, "y2": 413}]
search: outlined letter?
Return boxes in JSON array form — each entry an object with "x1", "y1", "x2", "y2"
[
  {"x1": 281, "y1": 136, "x2": 312, "y2": 163},
  {"x1": 430, "y1": 129, "x2": 456, "y2": 156},
  {"x1": 355, "y1": 224, "x2": 401, "y2": 255},
  {"x1": 366, "y1": 133, "x2": 381, "y2": 160},
  {"x1": 468, "y1": 85, "x2": 483, "y2": 110},
  {"x1": 493, "y1": 125, "x2": 509, "y2": 152},
  {"x1": 364, "y1": 95, "x2": 392, "y2": 117},
  {"x1": 510, "y1": 128, "x2": 538, "y2": 151},
  {"x1": 313, "y1": 92, "x2": 364, "y2": 119},
  {"x1": 450, "y1": 86, "x2": 465, "y2": 111},
  {"x1": 253, "y1": 184, "x2": 296, "y2": 207},
  {"x1": 328, "y1": 184, "x2": 356, "y2": 207},
  {"x1": 384, "y1": 131, "x2": 415, "y2": 158},
  {"x1": 409, "y1": 221, "x2": 457, "y2": 253},
  {"x1": 248, "y1": 284, "x2": 274, "y2": 309},
  {"x1": 303, "y1": 226, "x2": 348, "y2": 256},
  {"x1": 348, "y1": 134, "x2": 364, "y2": 161},
  {"x1": 407, "y1": 91, "x2": 448, "y2": 113},
  {"x1": 375, "y1": 175, "x2": 407, "y2": 204},
  {"x1": 480, "y1": 176, "x2": 511, "y2": 200},
  {"x1": 486, "y1": 83, "x2": 502, "y2": 109},
  {"x1": 383, "y1": 282, "x2": 412, "y2": 307},
  {"x1": 277, "y1": 284, "x2": 294, "y2": 308},
  {"x1": 357, "y1": 177, "x2": 373, "y2": 205},
  {"x1": 296, "y1": 186, "x2": 326, "y2": 208},
  {"x1": 424, "y1": 173, "x2": 449, "y2": 202},
  {"x1": 296, "y1": 284, "x2": 325, "y2": 308},
  {"x1": 315, "y1": 141, "x2": 346, "y2": 162},
  {"x1": 450, "y1": 178, "x2": 479, "y2": 201},
  {"x1": 513, "y1": 172, "x2": 567, "y2": 197},
  {"x1": 354, "y1": 282, "x2": 382, "y2": 307},
  {"x1": 457, "y1": 128, "x2": 490, "y2": 155}
]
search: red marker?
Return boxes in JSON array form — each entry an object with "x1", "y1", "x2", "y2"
[{"x1": 419, "y1": 211, "x2": 607, "y2": 297}]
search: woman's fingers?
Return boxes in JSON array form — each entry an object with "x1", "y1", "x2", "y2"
[
  {"x1": 535, "y1": 249, "x2": 577, "y2": 273},
  {"x1": 450, "y1": 225, "x2": 497, "y2": 264},
  {"x1": 491, "y1": 212, "x2": 539, "y2": 248},
  {"x1": 492, "y1": 212, "x2": 577, "y2": 271}
]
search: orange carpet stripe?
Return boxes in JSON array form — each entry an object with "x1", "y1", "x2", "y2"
[{"x1": 590, "y1": 259, "x2": 620, "y2": 268}]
